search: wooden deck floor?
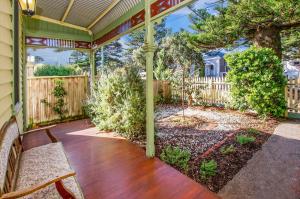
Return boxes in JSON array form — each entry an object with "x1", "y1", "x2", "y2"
[{"x1": 22, "y1": 119, "x2": 220, "y2": 199}]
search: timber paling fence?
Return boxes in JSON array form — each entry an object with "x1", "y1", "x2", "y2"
[
  {"x1": 27, "y1": 75, "x2": 88, "y2": 125},
  {"x1": 26, "y1": 76, "x2": 300, "y2": 126},
  {"x1": 153, "y1": 80, "x2": 172, "y2": 100},
  {"x1": 286, "y1": 78, "x2": 300, "y2": 113}
]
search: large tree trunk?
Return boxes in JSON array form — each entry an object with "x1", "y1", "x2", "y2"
[{"x1": 253, "y1": 25, "x2": 282, "y2": 59}]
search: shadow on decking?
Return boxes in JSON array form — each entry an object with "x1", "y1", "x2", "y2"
[{"x1": 22, "y1": 119, "x2": 219, "y2": 199}]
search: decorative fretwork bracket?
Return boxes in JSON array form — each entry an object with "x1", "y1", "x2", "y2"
[{"x1": 25, "y1": 36, "x2": 91, "y2": 50}]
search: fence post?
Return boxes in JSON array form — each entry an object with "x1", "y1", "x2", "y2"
[
  {"x1": 285, "y1": 86, "x2": 289, "y2": 118},
  {"x1": 209, "y1": 78, "x2": 213, "y2": 104}
]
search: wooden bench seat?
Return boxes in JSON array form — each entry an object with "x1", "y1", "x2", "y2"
[{"x1": 0, "y1": 117, "x2": 84, "y2": 199}]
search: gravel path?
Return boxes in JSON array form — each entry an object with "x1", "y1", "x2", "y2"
[
  {"x1": 155, "y1": 106, "x2": 234, "y2": 158},
  {"x1": 155, "y1": 105, "x2": 278, "y2": 159},
  {"x1": 156, "y1": 105, "x2": 267, "y2": 131}
]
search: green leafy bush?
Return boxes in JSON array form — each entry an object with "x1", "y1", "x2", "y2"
[
  {"x1": 220, "y1": 145, "x2": 236, "y2": 155},
  {"x1": 236, "y1": 135, "x2": 256, "y2": 145},
  {"x1": 200, "y1": 160, "x2": 217, "y2": 180},
  {"x1": 34, "y1": 65, "x2": 81, "y2": 76},
  {"x1": 160, "y1": 146, "x2": 191, "y2": 172},
  {"x1": 225, "y1": 47, "x2": 287, "y2": 117},
  {"x1": 86, "y1": 67, "x2": 145, "y2": 140}
]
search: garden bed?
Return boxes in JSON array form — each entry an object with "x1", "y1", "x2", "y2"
[
  {"x1": 190, "y1": 129, "x2": 271, "y2": 192},
  {"x1": 155, "y1": 105, "x2": 279, "y2": 192}
]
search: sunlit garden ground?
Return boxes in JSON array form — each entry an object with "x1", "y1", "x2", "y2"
[
  {"x1": 27, "y1": 0, "x2": 300, "y2": 196},
  {"x1": 154, "y1": 105, "x2": 279, "y2": 192}
]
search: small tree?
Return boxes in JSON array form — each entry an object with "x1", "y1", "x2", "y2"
[
  {"x1": 162, "y1": 32, "x2": 204, "y2": 107},
  {"x1": 226, "y1": 46, "x2": 287, "y2": 117}
]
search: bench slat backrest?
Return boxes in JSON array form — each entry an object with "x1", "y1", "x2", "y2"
[{"x1": 0, "y1": 117, "x2": 22, "y2": 196}]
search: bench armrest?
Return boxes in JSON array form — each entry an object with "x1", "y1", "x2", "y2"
[
  {"x1": 25, "y1": 125, "x2": 58, "y2": 143},
  {"x1": 1, "y1": 172, "x2": 76, "y2": 199}
]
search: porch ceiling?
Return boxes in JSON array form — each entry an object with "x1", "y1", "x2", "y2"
[
  {"x1": 25, "y1": 0, "x2": 195, "y2": 49},
  {"x1": 35, "y1": 0, "x2": 142, "y2": 35}
]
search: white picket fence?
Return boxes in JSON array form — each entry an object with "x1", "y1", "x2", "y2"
[
  {"x1": 171, "y1": 77, "x2": 231, "y2": 105},
  {"x1": 170, "y1": 76, "x2": 300, "y2": 115},
  {"x1": 286, "y1": 78, "x2": 300, "y2": 113}
]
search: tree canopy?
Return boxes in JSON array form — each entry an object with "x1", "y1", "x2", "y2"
[
  {"x1": 187, "y1": 0, "x2": 300, "y2": 59},
  {"x1": 69, "y1": 51, "x2": 90, "y2": 71},
  {"x1": 125, "y1": 18, "x2": 170, "y2": 66},
  {"x1": 95, "y1": 40, "x2": 124, "y2": 73},
  {"x1": 282, "y1": 27, "x2": 300, "y2": 59},
  {"x1": 162, "y1": 32, "x2": 204, "y2": 75},
  {"x1": 125, "y1": 18, "x2": 170, "y2": 50}
]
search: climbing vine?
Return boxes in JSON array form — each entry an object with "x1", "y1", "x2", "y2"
[{"x1": 42, "y1": 79, "x2": 68, "y2": 120}]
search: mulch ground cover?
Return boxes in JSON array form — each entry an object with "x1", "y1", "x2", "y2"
[
  {"x1": 190, "y1": 129, "x2": 271, "y2": 192},
  {"x1": 155, "y1": 105, "x2": 280, "y2": 193}
]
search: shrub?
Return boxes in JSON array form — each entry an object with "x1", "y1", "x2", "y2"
[
  {"x1": 225, "y1": 46, "x2": 287, "y2": 118},
  {"x1": 247, "y1": 128, "x2": 261, "y2": 135},
  {"x1": 220, "y1": 145, "x2": 236, "y2": 155},
  {"x1": 236, "y1": 135, "x2": 256, "y2": 145},
  {"x1": 200, "y1": 160, "x2": 217, "y2": 180},
  {"x1": 34, "y1": 65, "x2": 81, "y2": 76},
  {"x1": 160, "y1": 146, "x2": 191, "y2": 172},
  {"x1": 86, "y1": 67, "x2": 145, "y2": 140}
]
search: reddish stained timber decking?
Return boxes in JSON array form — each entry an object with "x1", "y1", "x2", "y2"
[{"x1": 22, "y1": 119, "x2": 220, "y2": 199}]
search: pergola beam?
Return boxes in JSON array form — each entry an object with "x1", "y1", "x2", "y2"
[
  {"x1": 87, "y1": 0, "x2": 121, "y2": 30},
  {"x1": 32, "y1": 15, "x2": 92, "y2": 35},
  {"x1": 61, "y1": 0, "x2": 75, "y2": 22}
]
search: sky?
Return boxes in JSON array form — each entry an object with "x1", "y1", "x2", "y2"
[
  {"x1": 28, "y1": 0, "x2": 219, "y2": 65},
  {"x1": 27, "y1": 48, "x2": 75, "y2": 65},
  {"x1": 164, "y1": 0, "x2": 219, "y2": 32}
]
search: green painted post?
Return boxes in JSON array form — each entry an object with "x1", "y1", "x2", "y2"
[
  {"x1": 90, "y1": 50, "x2": 96, "y2": 84},
  {"x1": 144, "y1": 0, "x2": 155, "y2": 158}
]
